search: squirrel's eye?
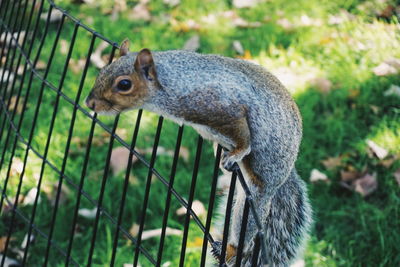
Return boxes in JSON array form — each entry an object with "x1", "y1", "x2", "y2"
[{"x1": 117, "y1": 79, "x2": 132, "y2": 91}]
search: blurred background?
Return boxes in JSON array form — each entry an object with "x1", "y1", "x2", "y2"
[{"x1": 0, "y1": 0, "x2": 399, "y2": 266}]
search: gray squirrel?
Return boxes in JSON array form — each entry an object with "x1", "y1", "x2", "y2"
[{"x1": 85, "y1": 39, "x2": 312, "y2": 266}]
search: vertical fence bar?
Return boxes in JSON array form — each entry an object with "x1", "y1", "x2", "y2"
[
  {"x1": 235, "y1": 197, "x2": 250, "y2": 265},
  {"x1": 251, "y1": 232, "x2": 262, "y2": 266},
  {"x1": 86, "y1": 113, "x2": 121, "y2": 266},
  {"x1": 219, "y1": 170, "x2": 237, "y2": 266},
  {"x1": 42, "y1": 22, "x2": 79, "y2": 267},
  {"x1": 132, "y1": 116, "x2": 164, "y2": 267},
  {"x1": 64, "y1": 34, "x2": 99, "y2": 266},
  {"x1": 109, "y1": 109, "x2": 143, "y2": 267},
  {"x1": 200, "y1": 145, "x2": 222, "y2": 267},
  {"x1": 156, "y1": 125, "x2": 184, "y2": 266},
  {"x1": 179, "y1": 136, "x2": 203, "y2": 267}
]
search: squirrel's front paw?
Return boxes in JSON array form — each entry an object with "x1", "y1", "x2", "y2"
[
  {"x1": 222, "y1": 152, "x2": 237, "y2": 172},
  {"x1": 222, "y1": 147, "x2": 251, "y2": 172}
]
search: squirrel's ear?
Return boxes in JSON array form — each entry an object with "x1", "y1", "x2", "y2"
[
  {"x1": 134, "y1": 48, "x2": 158, "y2": 82},
  {"x1": 119, "y1": 38, "x2": 130, "y2": 57}
]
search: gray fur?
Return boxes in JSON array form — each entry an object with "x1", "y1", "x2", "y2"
[{"x1": 89, "y1": 49, "x2": 312, "y2": 267}]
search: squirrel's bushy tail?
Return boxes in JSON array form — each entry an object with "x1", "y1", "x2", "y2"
[
  {"x1": 237, "y1": 168, "x2": 312, "y2": 267},
  {"x1": 263, "y1": 168, "x2": 312, "y2": 266}
]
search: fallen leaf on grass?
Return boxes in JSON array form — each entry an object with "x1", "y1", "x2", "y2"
[
  {"x1": 309, "y1": 169, "x2": 329, "y2": 183},
  {"x1": 0, "y1": 237, "x2": 5, "y2": 253},
  {"x1": 0, "y1": 254, "x2": 20, "y2": 267},
  {"x1": 0, "y1": 31, "x2": 25, "y2": 47},
  {"x1": 10, "y1": 157, "x2": 23, "y2": 176},
  {"x1": 60, "y1": 39, "x2": 69, "y2": 55},
  {"x1": 0, "y1": 69, "x2": 14, "y2": 84},
  {"x1": 90, "y1": 41, "x2": 109, "y2": 69},
  {"x1": 233, "y1": 0, "x2": 260, "y2": 8},
  {"x1": 78, "y1": 207, "x2": 98, "y2": 219},
  {"x1": 373, "y1": 58, "x2": 400, "y2": 76},
  {"x1": 163, "y1": 0, "x2": 180, "y2": 7},
  {"x1": 69, "y1": 58, "x2": 86, "y2": 74},
  {"x1": 129, "y1": 223, "x2": 139, "y2": 237},
  {"x1": 276, "y1": 18, "x2": 294, "y2": 30},
  {"x1": 183, "y1": 35, "x2": 200, "y2": 51},
  {"x1": 142, "y1": 227, "x2": 182, "y2": 240},
  {"x1": 340, "y1": 169, "x2": 361, "y2": 182},
  {"x1": 36, "y1": 60, "x2": 46, "y2": 70},
  {"x1": 110, "y1": 146, "x2": 139, "y2": 176},
  {"x1": 310, "y1": 77, "x2": 332, "y2": 93},
  {"x1": 379, "y1": 156, "x2": 398, "y2": 168},
  {"x1": 369, "y1": 105, "x2": 379, "y2": 114},
  {"x1": 40, "y1": 9, "x2": 64, "y2": 23},
  {"x1": 394, "y1": 168, "x2": 400, "y2": 187},
  {"x1": 352, "y1": 173, "x2": 378, "y2": 197},
  {"x1": 22, "y1": 188, "x2": 41, "y2": 205},
  {"x1": 21, "y1": 234, "x2": 34, "y2": 249},
  {"x1": 44, "y1": 183, "x2": 71, "y2": 207},
  {"x1": 9, "y1": 96, "x2": 24, "y2": 114},
  {"x1": 366, "y1": 140, "x2": 389, "y2": 159},
  {"x1": 232, "y1": 40, "x2": 244, "y2": 55},
  {"x1": 129, "y1": 0, "x2": 151, "y2": 21},
  {"x1": 321, "y1": 156, "x2": 342, "y2": 170},
  {"x1": 383, "y1": 84, "x2": 400, "y2": 98},
  {"x1": 176, "y1": 200, "x2": 206, "y2": 217}
]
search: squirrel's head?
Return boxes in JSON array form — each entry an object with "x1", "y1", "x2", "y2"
[{"x1": 85, "y1": 39, "x2": 160, "y2": 115}]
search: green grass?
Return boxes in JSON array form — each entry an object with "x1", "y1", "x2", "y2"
[{"x1": 1, "y1": 0, "x2": 400, "y2": 266}]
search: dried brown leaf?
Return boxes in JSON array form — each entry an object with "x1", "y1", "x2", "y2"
[
  {"x1": 130, "y1": 223, "x2": 139, "y2": 237},
  {"x1": 309, "y1": 169, "x2": 329, "y2": 183},
  {"x1": 352, "y1": 173, "x2": 378, "y2": 197},
  {"x1": 383, "y1": 84, "x2": 400, "y2": 98},
  {"x1": 69, "y1": 58, "x2": 85, "y2": 74},
  {"x1": 60, "y1": 40, "x2": 69, "y2": 55},
  {"x1": 321, "y1": 156, "x2": 342, "y2": 170},
  {"x1": 176, "y1": 200, "x2": 206, "y2": 217},
  {"x1": 310, "y1": 77, "x2": 332, "y2": 93},
  {"x1": 163, "y1": 0, "x2": 180, "y2": 7},
  {"x1": 373, "y1": 58, "x2": 400, "y2": 76},
  {"x1": 110, "y1": 146, "x2": 139, "y2": 176},
  {"x1": 78, "y1": 207, "x2": 97, "y2": 219},
  {"x1": 233, "y1": 0, "x2": 260, "y2": 8},
  {"x1": 340, "y1": 170, "x2": 360, "y2": 182},
  {"x1": 179, "y1": 146, "x2": 190, "y2": 162},
  {"x1": 379, "y1": 156, "x2": 397, "y2": 168},
  {"x1": 142, "y1": 227, "x2": 182, "y2": 240},
  {"x1": 36, "y1": 60, "x2": 46, "y2": 70},
  {"x1": 366, "y1": 140, "x2": 389, "y2": 159},
  {"x1": 129, "y1": 2, "x2": 151, "y2": 21},
  {"x1": 40, "y1": 9, "x2": 63, "y2": 23},
  {"x1": 232, "y1": 40, "x2": 244, "y2": 55},
  {"x1": 9, "y1": 96, "x2": 24, "y2": 114}
]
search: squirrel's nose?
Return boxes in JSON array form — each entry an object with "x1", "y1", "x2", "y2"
[{"x1": 85, "y1": 97, "x2": 96, "y2": 111}]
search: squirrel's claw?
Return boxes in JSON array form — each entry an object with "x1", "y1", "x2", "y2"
[
  {"x1": 211, "y1": 241, "x2": 222, "y2": 261},
  {"x1": 222, "y1": 155, "x2": 236, "y2": 172},
  {"x1": 222, "y1": 147, "x2": 251, "y2": 172}
]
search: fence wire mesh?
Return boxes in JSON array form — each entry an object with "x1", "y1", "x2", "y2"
[{"x1": 0, "y1": 0, "x2": 266, "y2": 266}]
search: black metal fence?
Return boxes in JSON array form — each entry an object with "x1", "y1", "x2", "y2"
[{"x1": 0, "y1": 0, "x2": 266, "y2": 266}]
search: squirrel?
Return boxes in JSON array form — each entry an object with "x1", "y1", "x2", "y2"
[{"x1": 85, "y1": 39, "x2": 312, "y2": 267}]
